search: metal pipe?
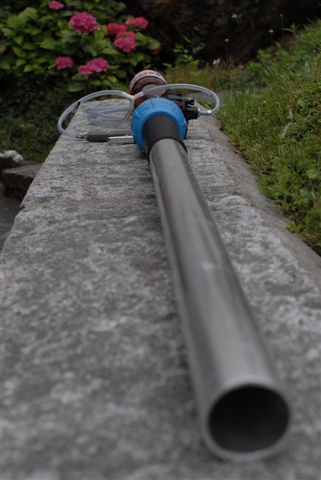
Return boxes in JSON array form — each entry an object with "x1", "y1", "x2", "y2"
[{"x1": 148, "y1": 137, "x2": 291, "y2": 461}]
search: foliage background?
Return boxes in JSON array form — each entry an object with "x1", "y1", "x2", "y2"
[
  {"x1": 0, "y1": 0, "x2": 160, "y2": 92},
  {"x1": 0, "y1": 0, "x2": 160, "y2": 162}
]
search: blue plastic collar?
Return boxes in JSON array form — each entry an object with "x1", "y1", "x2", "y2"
[{"x1": 131, "y1": 97, "x2": 187, "y2": 152}]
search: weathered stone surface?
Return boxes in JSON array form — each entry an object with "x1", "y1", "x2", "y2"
[
  {"x1": 123, "y1": 0, "x2": 321, "y2": 61},
  {"x1": 1, "y1": 163, "x2": 41, "y2": 201},
  {"x1": 1, "y1": 106, "x2": 321, "y2": 480}
]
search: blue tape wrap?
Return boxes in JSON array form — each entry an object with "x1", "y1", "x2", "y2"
[{"x1": 131, "y1": 97, "x2": 187, "y2": 152}]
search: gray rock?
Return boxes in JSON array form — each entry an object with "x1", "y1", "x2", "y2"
[
  {"x1": 1, "y1": 163, "x2": 41, "y2": 201},
  {"x1": 1, "y1": 106, "x2": 321, "y2": 480},
  {"x1": 0, "y1": 149, "x2": 24, "y2": 171}
]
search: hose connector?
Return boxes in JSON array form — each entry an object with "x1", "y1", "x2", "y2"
[{"x1": 131, "y1": 97, "x2": 187, "y2": 153}]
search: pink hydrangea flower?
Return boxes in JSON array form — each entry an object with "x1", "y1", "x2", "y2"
[
  {"x1": 115, "y1": 30, "x2": 136, "y2": 39},
  {"x1": 105, "y1": 23, "x2": 127, "y2": 36},
  {"x1": 113, "y1": 35, "x2": 136, "y2": 53},
  {"x1": 69, "y1": 12, "x2": 98, "y2": 35},
  {"x1": 125, "y1": 17, "x2": 149, "y2": 29},
  {"x1": 78, "y1": 64, "x2": 93, "y2": 76},
  {"x1": 55, "y1": 56, "x2": 73, "y2": 70},
  {"x1": 78, "y1": 58, "x2": 110, "y2": 76},
  {"x1": 87, "y1": 58, "x2": 109, "y2": 72},
  {"x1": 48, "y1": 1, "x2": 64, "y2": 9}
]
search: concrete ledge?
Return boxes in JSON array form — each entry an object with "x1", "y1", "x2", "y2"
[{"x1": 2, "y1": 107, "x2": 321, "y2": 480}]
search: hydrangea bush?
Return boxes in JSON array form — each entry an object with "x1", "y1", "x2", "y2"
[{"x1": 0, "y1": 0, "x2": 161, "y2": 91}]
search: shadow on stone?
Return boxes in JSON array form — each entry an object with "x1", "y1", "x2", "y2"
[{"x1": 0, "y1": 150, "x2": 41, "y2": 249}]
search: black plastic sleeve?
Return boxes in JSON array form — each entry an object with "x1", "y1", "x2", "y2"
[{"x1": 142, "y1": 115, "x2": 186, "y2": 158}]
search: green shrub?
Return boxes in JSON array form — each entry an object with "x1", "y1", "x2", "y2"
[
  {"x1": 0, "y1": 0, "x2": 161, "y2": 92},
  {"x1": 234, "y1": 22, "x2": 321, "y2": 89},
  {"x1": 0, "y1": 77, "x2": 79, "y2": 162}
]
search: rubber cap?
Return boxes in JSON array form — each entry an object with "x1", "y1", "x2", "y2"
[{"x1": 131, "y1": 98, "x2": 187, "y2": 152}]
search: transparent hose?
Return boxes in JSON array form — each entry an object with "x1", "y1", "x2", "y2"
[
  {"x1": 57, "y1": 84, "x2": 220, "y2": 140},
  {"x1": 138, "y1": 83, "x2": 220, "y2": 116},
  {"x1": 57, "y1": 90, "x2": 134, "y2": 139}
]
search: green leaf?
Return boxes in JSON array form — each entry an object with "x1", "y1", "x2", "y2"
[
  {"x1": 112, "y1": 69, "x2": 126, "y2": 78},
  {"x1": 125, "y1": 56, "x2": 141, "y2": 66},
  {"x1": 14, "y1": 35, "x2": 24, "y2": 45},
  {"x1": 280, "y1": 122, "x2": 291, "y2": 139},
  {"x1": 60, "y1": 30, "x2": 76, "y2": 42},
  {"x1": 83, "y1": 44, "x2": 98, "y2": 56},
  {"x1": 16, "y1": 58, "x2": 26, "y2": 67},
  {"x1": 147, "y1": 39, "x2": 160, "y2": 49},
  {"x1": 19, "y1": 7, "x2": 38, "y2": 22},
  {"x1": 107, "y1": 74, "x2": 117, "y2": 83},
  {"x1": 37, "y1": 55, "x2": 52, "y2": 65},
  {"x1": 23, "y1": 64, "x2": 34, "y2": 72},
  {"x1": 135, "y1": 32, "x2": 148, "y2": 45},
  {"x1": 0, "y1": 57, "x2": 11, "y2": 70},
  {"x1": 102, "y1": 46, "x2": 118, "y2": 55},
  {"x1": 24, "y1": 42, "x2": 35, "y2": 51},
  {"x1": 12, "y1": 46, "x2": 26, "y2": 58},
  {"x1": 40, "y1": 38, "x2": 60, "y2": 50},
  {"x1": 296, "y1": 98, "x2": 306, "y2": 108},
  {"x1": 25, "y1": 27, "x2": 40, "y2": 36},
  {"x1": 91, "y1": 79, "x2": 105, "y2": 86},
  {"x1": 306, "y1": 169, "x2": 319, "y2": 180},
  {"x1": 1, "y1": 27, "x2": 14, "y2": 38},
  {"x1": 68, "y1": 82, "x2": 86, "y2": 92},
  {"x1": 7, "y1": 15, "x2": 23, "y2": 29},
  {"x1": 132, "y1": 53, "x2": 144, "y2": 63}
]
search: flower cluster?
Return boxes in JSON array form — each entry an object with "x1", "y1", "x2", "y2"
[
  {"x1": 2, "y1": 2, "x2": 161, "y2": 92},
  {"x1": 48, "y1": 1, "x2": 64, "y2": 10},
  {"x1": 55, "y1": 56, "x2": 73, "y2": 70},
  {"x1": 113, "y1": 34, "x2": 136, "y2": 53},
  {"x1": 78, "y1": 58, "x2": 110, "y2": 76},
  {"x1": 105, "y1": 23, "x2": 127, "y2": 36},
  {"x1": 105, "y1": 17, "x2": 148, "y2": 53},
  {"x1": 125, "y1": 17, "x2": 149, "y2": 29},
  {"x1": 69, "y1": 11, "x2": 98, "y2": 34}
]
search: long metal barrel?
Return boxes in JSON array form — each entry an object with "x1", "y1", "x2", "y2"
[{"x1": 147, "y1": 136, "x2": 291, "y2": 461}]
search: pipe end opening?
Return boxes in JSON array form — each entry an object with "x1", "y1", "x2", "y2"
[{"x1": 208, "y1": 386, "x2": 290, "y2": 455}]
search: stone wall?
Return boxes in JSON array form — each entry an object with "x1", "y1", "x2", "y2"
[{"x1": 2, "y1": 107, "x2": 321, "y2": 479}]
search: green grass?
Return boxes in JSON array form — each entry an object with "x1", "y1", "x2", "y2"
[
  {"x1": 167, "y1": 21, "x2": 321, "y2": 254},
  {"x1": 220, "y1": 56, "x2": 321, "y2": 252},
  {"x1": 220, "y1": 22, "x2": 321, "y2": 253}
]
